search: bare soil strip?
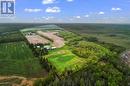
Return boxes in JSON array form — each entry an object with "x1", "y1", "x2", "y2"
[
  {"x1": 0, "y1": 76, "x2": 37, "y2": 86},
  {"x1": 37, "y1": 31, "x2": 65, "y2": 48}
]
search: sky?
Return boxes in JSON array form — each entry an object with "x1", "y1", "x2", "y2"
[{"x1": 0, "y1": 0, "x2": 130, "y2": 23}]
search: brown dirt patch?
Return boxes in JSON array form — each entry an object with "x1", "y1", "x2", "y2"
[
  {"x1": 37, "y1": 31, "x2": 65, "y2": 48},
  {"x1": 25, "y1": 35, "x2": 50, "y2": 45},
  {"x1": 0, "y1": 76, "x2": 38, "y2": 86}
]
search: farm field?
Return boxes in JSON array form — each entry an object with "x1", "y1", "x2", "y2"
[
  {"x1": 25, "y1": 35, "x2": 50, "y2": 45},
  {"x1": 0, "y1": 42, "x2": 46, "y2": 77},
  {"x1": 45, "y1": 48, "x2": 86, "y2": 74},
  {"x1": 37, "y1": 31, "x2": 65, "y2": 48}
]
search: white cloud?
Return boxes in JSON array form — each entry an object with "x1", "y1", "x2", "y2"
[
  {"x1": 98, "y1": 12, "x2": 105, "y2": 15},
  {"x1": 111, "y1": 8, "x2": 122, "y2": 11},
  {"x1": 42, "y1": 16, "x2": 54, "y2": 20},
  {"x1": 24, "y1": 8, "x2": 42, "y2": 12},
  {"x1": 67, "y1": 0, "x2": 74, "y2": 2},
  {"x1": 84, "y1": 15, "x2": 89, "y2": 17},
  {"x1": 42, "y1": 0, "x2": 56, "y2": 4},
  {"x1": 74, "y1": 16, "x2": 81, "y2": 19},
  {"x1": 45, "y1": 7, "x2": 61, "y2": 13}
]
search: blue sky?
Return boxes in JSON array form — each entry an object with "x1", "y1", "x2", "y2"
[{"x1": 0, "y1": 0, "x2": 130, "y2": 23}]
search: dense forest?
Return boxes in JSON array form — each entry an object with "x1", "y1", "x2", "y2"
[
  {"x1": 34, "y1": 31, "x2": 130, "y2": 86},
  {"x1": 0, "y1": 31, "x2": 26, "y2": 43},
  {"x1": 0, "y1": 23, "x2": 46, "y2": 33}
]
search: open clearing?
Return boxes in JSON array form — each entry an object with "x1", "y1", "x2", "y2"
[
  {"x1": 37, "y1": 31, "x2": 65, "y2": 48},
  {"x1": 85, "y1": 34, "x2": 130, "y2": 49},
  {"x1": 45, "y1": 49, "x2": 86, "y2": 74},
  {"x1": 25, "y1": 35, "x2": 50, "y2": 45},
  {"x1": 20, "y1": 25, "x2": 63, "y2": 32},
  {"x1": 58, "y1": 24, "x2": 130, "y2": 49},
  {"x1": 0, "y1": 76, "x2": 37, "y2": 86},
  {"x1": 122, "y1": 51, "x2": 130, "y2": 66},
  {"x1": 0, "y1": 42, "x2": 47, "y2": 77}
]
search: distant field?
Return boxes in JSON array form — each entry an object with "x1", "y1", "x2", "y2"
[
  {"x1": 58, "y1": 24, "x2": 130, "y2": 49},
  {"x1": 85, "y1": 33, "x2": 130, "y2": 49},
  {"x1": 0, "y1": 42, "x2": 46, "y2": 77},
  {"x1": 21, "y1": 25, "x2": 63, "y2": 32},
  {"x1": 45, "y1": 48, "x2": 86, "y2": 74},
  {"x1": 0, "y1": 23, "x2": 44, "y2": 33}
]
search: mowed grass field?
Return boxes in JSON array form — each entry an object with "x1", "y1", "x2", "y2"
[
  {"x1": 45, "y1": 48, "x2": 86, "y2": 74},
  {"x1": 0, "y1": 42, "x2": 45, "y2": 77}
]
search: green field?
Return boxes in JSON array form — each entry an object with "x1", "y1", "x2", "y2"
[
  {"x1": 45, "y1": 49, "x2": 86, "y2": 74},
  {"x1": 85, "y1": 33, "x2": 130, "y2": 49},
  {"x1": 21, "y1": 25, "x2": 63, "y2": 32},
  {"x1": 58, "y1": 24, "x2": 130, "y2": 49},
  {"x1": 0, "y1": 42, "x2": 45, "y2": 77}
]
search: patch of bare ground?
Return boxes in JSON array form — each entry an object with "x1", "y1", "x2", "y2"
[
  {"x1": 37, "y1": 31, "x2": 65, "y2": 48},
  {"x1": 25, "y1": 35, "x2": 50, "y2": 45},
  {"x1": 0, "y1": 76, "x2": 40, "y2": 86},
  {"x1": 122, "y1": 51, "x2": 130, "y2": 65},
  {"x1": 0, "y1": 68, "x2": 48, "y2": 86}
]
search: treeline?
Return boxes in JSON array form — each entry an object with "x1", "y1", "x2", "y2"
[
  {"x1": 0, "y1": 31, "x2": 26, "y2": 43},
  {"x1": 28, "y1": 44, "x2": 48, "y2": 57},
  {"x1": 34, "y1": 31, "x2": 130, "y2": 86},
  {"x1": 71, "y1": 41, "x2": 110, "y2": 59},
  {"x1": 27, "y1": 43, "x2": 56, "y2": 73},
  {"x1": 35, "y1": 62, "x2": 124, "y2": 86},
  {"x1": 83, "y1": 36, "x2": 126, "y2": 54},
  {"x1": 58, "y1": 31, "x2": 129, "y2": 85},
  {"x1": 0, "y1": 23, "x2": 45, "y2": 33},
  {"x1": 37, "y1": 33, "x2": 54, "y2": 42},
  {"x1": 82, "y1": 36, "x2": 130, "y2": 80}
]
